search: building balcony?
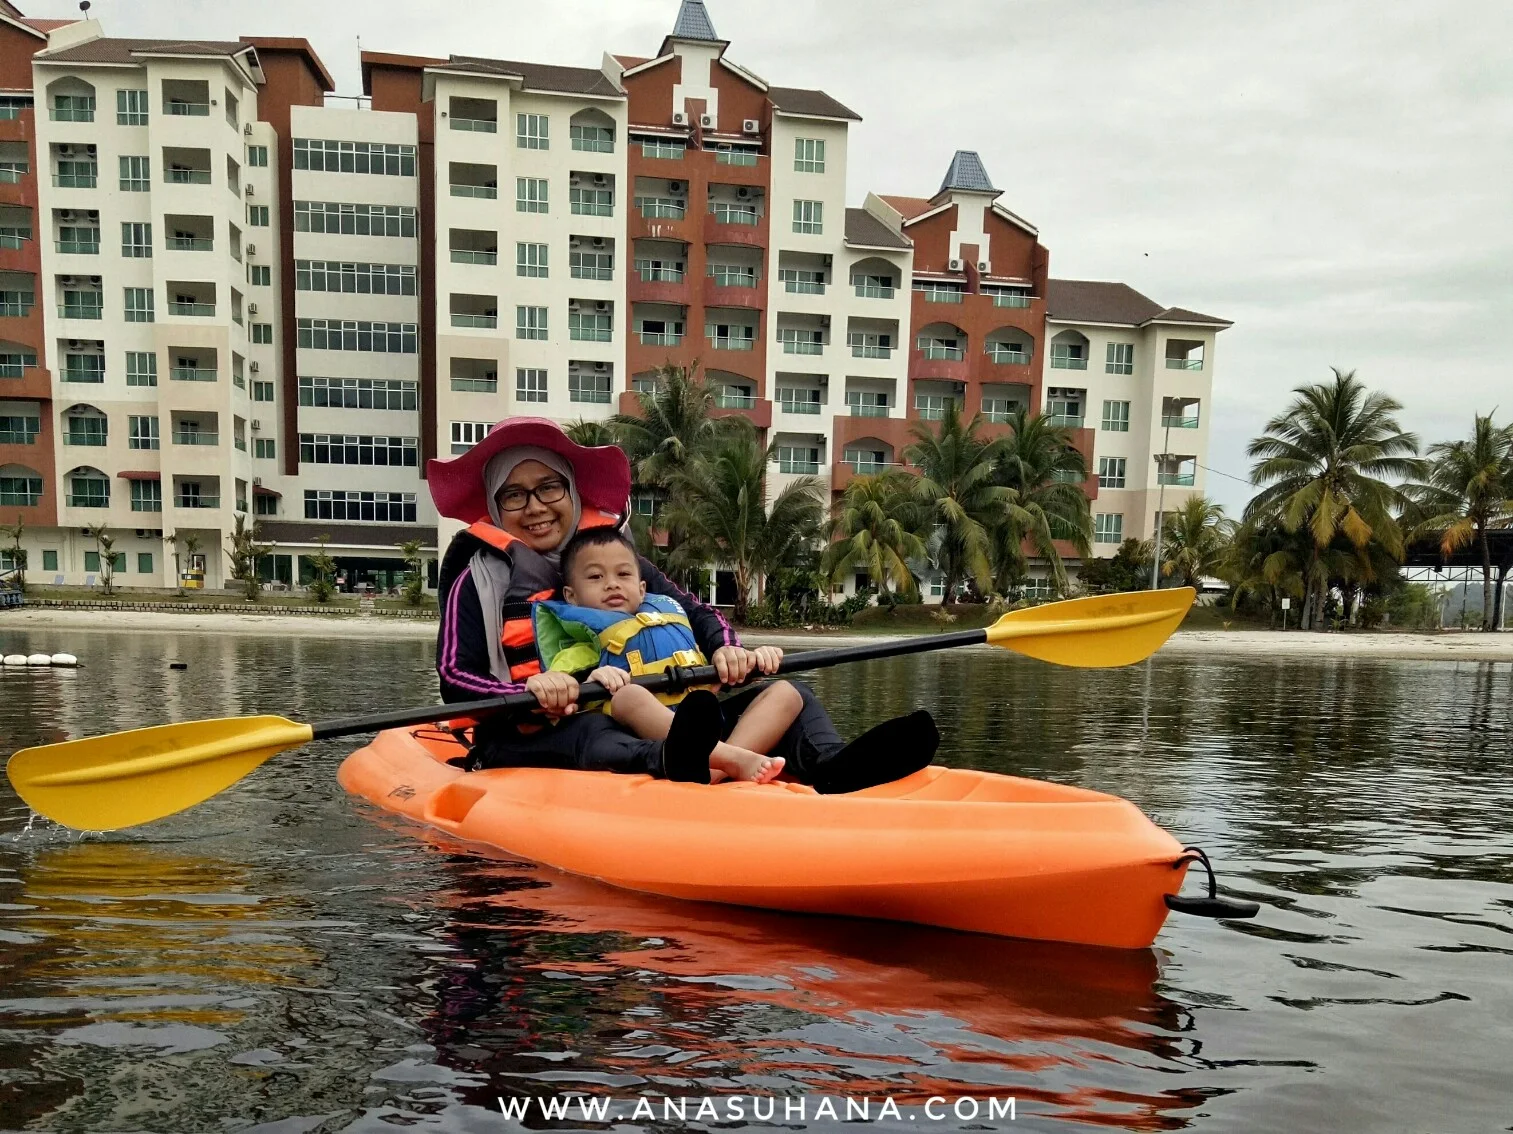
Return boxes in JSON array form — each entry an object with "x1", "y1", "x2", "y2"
[
  {"x1": 915, "y1": 285, "x2": 964, "y2": 304},
  {"x1": 170, "y1": 367, "x2": 216, "y2": 382},
  {"x1": 1157, "y1": 471, "x2": 1196, "y2": 486},
  {"x1": 449, "y1": 117, "x2": 497, "y2": 133},
  {"x1": 450, "y1": 249, "x2": 497, "y2": 265},
  {"x1": 628, "y1": 274, "x2": 690, "y2": 307},
  {"x1": 57, "y1": 302, "x2": 103, "y2": 320},
  {"x1": 706, "y1": 335, "x2": 755, "y2": 352},
  {"x1": 638, "y1": 330, "x2": 684, "y2": 347},
  {"x1": 165, "y1": 168, "x2": 211, "y2": 185},
  {"x1": 854, "y1": 282, "x2": 895, "y2": 300},
  {"x1": 450, "y1": 184, "x2": 498, "y2": 200},
  {"x1": 1045, "y1": 414, "x2": 1084, "y2": 429},
  {"x1": 172, "y1": 431, "x2": 219, "y2": 446},
  {"x1": 1161, "y1": 415, "x2": 1201, "y2": 429},
  {"x1": 1166, "y1": 357, "x2": 1204, "y2": 371},
  {"x1": 1050, "y1": 355, "x2": 1089, "y2": 371},
  {"x1": 52, "y1": 171, "x2": 97, "y2": 189},
  {"x1": 702, "y1": 276, "x2": 762, "y2": 309},
  {"x1": 703, "y1": 209, "x2": 768, "y2": 249},
  {"x1": 168, "y1": 301, "x2": 215, "y2": 317},
  {"x1": 450, "y1": 313, "x2": 498, "y2": 329},
  {"x1": 710, "y1": 398, "x2": 772, "y2": 430},
  {"x1": 778, "y1": 339, "x2": 824, "y2": 357},
  {"x1": 174, "y1": 494, "x2": 220, "y2": 508},
  {"x1": 54, "y1": 239, "x2": 99, "y2": 255},
  {"x1": 166, "y1": 236, "x2": 213, "y2": 252},
  {"x1": 908, "y1": 352, "x2": 970, "y2": 384}
]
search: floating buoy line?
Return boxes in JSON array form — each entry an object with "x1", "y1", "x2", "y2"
[{"x1": 2, "y1": 653, "x2": 79, "y2": 668}]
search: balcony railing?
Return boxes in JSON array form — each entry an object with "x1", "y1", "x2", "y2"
[
  {"x1": 451, "y1": 313, "x2": 498, "y2": 329},
  {"x1": 0, "y1": 231, "x2": 30, "y2": 249},
  {"x1": 0, "y1": 429, "x2": 38, "y2": 444},
  {"x1": 715, "y1": 149, "x2": 758, "y2": 166},
  {"x1": 61, "y1": 363, "x2": 104, "y2": 382},
  {"x1": 640, "y1": 140, "x2": 685, "y2": 160},
  {"x1": 1161, "y1": 415, "x2": 1201, "y2": 429},
  {"x1": 710, "y1": 268, "x2": 758, "y2": 288},
  {"x1": 165, "y1": 101, "x2": 210, "y2": 116},
  {"x1": 450, "y1": 184, "x2": 498, "y2": 199},
  {"x1": 1158, "y1": 471, "x2": 1197, "y2": 486},
  {"x1": 166, "y1": 237, "x2": 213, "y2": 251},
  {"x1": 854, "y1": 282, "x2": 895, "y2": 299},
  {"x1": 639, "y1": 330, "x2": 682, "y2": 346},
  {"x1": 168, "y1": 302, "x2": 215, "y2": 317},
  {"x1": 1050, "y1": 355, "x2": 1088, "y2": 370},
  {"x1": 570, "y1": 198, "x2": 614, "y2": 218},
  {"x1": 50, "y1": 106, "x2": 94, "y2": 122},
  {"x1": 916, "y1": 286, "x2": 963, "y2": 304},
  {"x1": 54, "y1": 238, "x2": 100, "y2": 254},
  {"x1": 59, "y1": 302, "x2": 103, "y2": 320},
  {"x1": 52, "y1": 171, "x2": 97, "y2": 188},
  {"x1": 983, "y1": 410, "x2": 1018, "y2": 424},
  {"x1": 172, "y1": 431, "x2": 219, "y2": 446},
  {"x1": 778, "y1": 398, "x2": 821, "y2": 415},
  {"x1": 707, "y1": 335, "x2": 754, "y2": 351},
  {"x1": 570, "y1": 264, "x2": 613, "y2": 281},
  {"x1": 569, "y1": 387, "x2": 613, "y2": 405},
  {"x1": 848, "y1": 404, "x2": 890, "y2": 418},
  {"x1": 175, "y1": 495, "x2": 220, "y2": 508},
  {"x1": 851, "y1": 344, "x2": 892, "y2": 359},
  {"x1": 569, "y1": 324, "x2": 613, "y2": 342},
  {"x1": 0, "y1": 168, "x2": 22, "y2": 184},
  {"x1": 846, "y1": 459, "x2": 893, "y2": 475},
  {"x1": 985, "y1": 347, "x2": 1029, "y2": 365},
  {"x1": 450, "y1": 249, "x2": 498, "y2": 265},
  {"x1": 62, "y1": 430, "x2": 106, "y2": 446},
  {"x1": 991, "y1": 292, "x2": 1032, "y2": 308},
  {"x1": 918, "y1": 345, "x2": 964, "y2": 361},
  {"x1": 0, "y1": 297, "x2": 34, "y2": 317},
  {"x1": 66, "y1": 494, "x2": 108, "y2": 508},
  {"x1": 710, "y1": 204, "x2": 759, "y2": 226},
  {"x1": 783, "y1": 279, "x2": 825, "y2": 295},
  {"x1": 636, "y1": 265, "x2": 684, "y2": 282},
  {"x1": 636, "y1": 197, "x2": 686, "y2": 219},
  {"x1": 1166, "y1": 358, "x2": 1204, "y2": 370},
  {"x1": 132, "y1": 498, "x2": 162, "y2": 513},
  {"x1": 780, "y1": 339, "x2": 823, "y2": 355},
  {"x1": 778, "y1": 459, "x2": 820, "y2": 475},
  {"x1": 165, "y1": 168, "x2": 211, "y2": 185},
  {"x1": 450, "y1": 118, "x2": 498, "y2": 133},
  {"x1": 1045, "y1": 414, "x2": 1085, "y2": 429},
  {"x1": 714, "y1": 392, "x2": 756, "y2": 409}
]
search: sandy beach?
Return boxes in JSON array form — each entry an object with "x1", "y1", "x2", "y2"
[{"x1": 3, "y1": 606, "x2": 1510, "y2": 660}]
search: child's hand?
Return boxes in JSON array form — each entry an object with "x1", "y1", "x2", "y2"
[
  {"x1": 588, "y1": 666, "x2": 630, "y2": 692},
  {"x1": 526, "y1": 671, "x2": 579, "y2": 717},
  {"x1": 752, "y1": 646, "x2": 783, "y2": 675}
]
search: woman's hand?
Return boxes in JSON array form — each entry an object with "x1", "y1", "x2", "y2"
[
  {"x1": 711, "y1": 645, "x2": 754, "y2": 686},
  {"x1": 751, "y1": 645, "x2": 783, "y2": 675},
  {"x1": 588, "y1": 666, "x2": 630, "y2": 693},
  {"x1": 526, "y1": 671, "x2": 580, "y2": 717}
]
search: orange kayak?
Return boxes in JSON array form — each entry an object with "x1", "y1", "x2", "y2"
[{"x1": 338, "y1": 726, "x2": 1191, "y2": 949}]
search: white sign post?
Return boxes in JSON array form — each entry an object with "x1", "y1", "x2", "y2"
[{"x1": 1280, "y1": 596, "x2": 1291, "y2": 630}]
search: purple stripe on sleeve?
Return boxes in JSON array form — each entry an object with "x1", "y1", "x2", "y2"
[{"x1": 439, "y1": 566, "x2": 526, "y2": 697}]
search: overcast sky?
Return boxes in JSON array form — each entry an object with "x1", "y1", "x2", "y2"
[{"x1": 28, "y1": 0, "x2": 1512, "y2": 512}]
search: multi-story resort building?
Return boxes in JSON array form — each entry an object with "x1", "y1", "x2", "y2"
[{"x1": 0, "y1": 0, "x2": 1229, "y2": 597}]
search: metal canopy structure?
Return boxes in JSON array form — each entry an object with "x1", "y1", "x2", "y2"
[{"x1": 1402, "y1": 528, "x2": 1513, "y2": 630}]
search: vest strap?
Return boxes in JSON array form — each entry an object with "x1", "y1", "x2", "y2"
[{"x1": 598, "y1": 610, "x2": 693, "y2": 656}]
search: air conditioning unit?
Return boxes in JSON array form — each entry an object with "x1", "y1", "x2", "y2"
[
  {"x1": 136, "y1": 529, "x2": 155, "y2": 538},
  {"x1": 59, "y1": 209, "x2": 76, "y2": 220},
  {"x1": 246, "y1": 244, "x2": 256, "y2": 256},
  {"x1": 668, "y1": 180, "x2": 683, "y2": 192},
  {"x1": 89, "y1": 275, "x2": 100, "y2": 285},
  {"x1": 671, "y1": 111, "x2": 688, "y2": 127},
  {"x1": 819, "y1": 314, "x2": 831, "y2": 327},
  {"x1": 593, "y1": 361, "x2": 609, "y2": 372},
  {"x1": 85, "y1": 143, "x2": 96, "y2": 153},
  {"x1": 591, "y1": 237, "x2": 607, "y2": 249},
  {"x1": 243, "y1": 123, "x2": 253, "y2": 137},
  {"x1": 252, "y1": 476, "x2": 261, "y2": 485},
  {"x1": 948, "y1": 258, "x2": 962, "y2": 271},
  {"x1": 248, "y1": 302, "x2": 258, "y2": 315},
  {"x1": 249, "y1": 361, "x2": 259, "y2": 372},
  {"x1": 593, "y1": 173, "x2": 608, "y2": 187},
  {"x1": 735, "y1": 186, "x2": 751, "y2": 199},
  {"x1": 742, "y1": 118, "x2": 760, "y2": 135},
  {"x1": 251, "y1": 419, "x2": 262, "y2": 431},
  {"x1": 594, "y1": 301, "x2": 611, "y2": 313},
  {"x1": 68, "y1": 339, "x2": 88, "y2": 349},
  {"x1": 245, "y1": 185, "x2": 254, "y2": 197},
  {"x1": 699, "y1": 113, "x2": 714, "y2": 129},
  {"x1": 977, "y1": 260, "x2": 990, "y2": 272}
]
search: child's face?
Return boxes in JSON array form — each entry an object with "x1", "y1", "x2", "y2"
[
  {"x1": 495, "y1": 460, "x2": 574, "y2": 552},
  {"x1": 563, "y1": 540, "x2": 646, "y2": 612}
]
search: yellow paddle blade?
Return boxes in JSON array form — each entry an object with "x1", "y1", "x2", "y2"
[
  {"x1": 985, "y1": 587, "x2": 1194, "y2": 667},
  {"x1": 6, "y1": 716, "x2": 315, "y2": 832}
]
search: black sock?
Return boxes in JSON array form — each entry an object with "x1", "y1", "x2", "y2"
[
  {"x1": 813, "y1": 710, "x2": 939, "y2": 794},
  {"x1": 662, "y1": 689, "x2": 721, "y2": 783}
]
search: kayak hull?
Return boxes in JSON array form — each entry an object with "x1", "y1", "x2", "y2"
[{"x1": 338, "y1": 727, "x2": 1189, "y2": 949}]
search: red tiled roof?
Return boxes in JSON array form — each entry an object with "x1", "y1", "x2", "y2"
[
  {"x1": 39, "y1": 37, "x2": 251, "y2": 66},
  {"x1": 879, "y1": 195, "x2": 933, "y2": 220}
]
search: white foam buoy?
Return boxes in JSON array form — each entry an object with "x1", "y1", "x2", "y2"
[
  {"x1": 26, "y1": 653, "x2": 51, "y2": 666},
  {"x1": 2, "y1": 654, "x2": 26, "y2": 667},
  {"x1": 50, "y1": 653, "x2": 79, "y2": 667}
]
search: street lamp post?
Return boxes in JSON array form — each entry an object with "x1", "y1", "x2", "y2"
[{"x1": 1149, "y1": 421, "x2": 1172, "y2": 591}]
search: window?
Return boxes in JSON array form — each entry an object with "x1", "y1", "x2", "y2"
[
  {"x1": 124, "y1": 351, "x2": 157, "y2": 387},
  {"x1": 778, "y1": 387, "x2": 822, "y2": 414},
  {"x1": 298, "y1": 434, "x2": 418, "y2": 467},
  {"x1": 1050, "y1": 342, "x2": 1087, "y2": 369},
  {"x1": 707, "y1": 322, "x2": 755, "y2": 349},
  {"x1": 249, "y1": 436, "x2": 275, "y2": 460},
  {"x1": 247, "y1": 205, "x2": 269, "y2": 227},
  {"x1": 794, "y1": 137, "x2": 825, "y2": 173},
  {"x1": 68, "y1": 473, "x2": 108, "y2": 508},
  {"x1": 777, "y1": 445, "x2": 820, "y2": 474},
  {"x1": 516, "y1": 307, "x2": 548, "y2": 340},
  {"x1": 249, "y1": 264, "x2": 271, "y2": 286},
  {"x1": 304, "y1": 490, "x2": 417, "y2": 523},
  {"x1": 128, "y1": 415, "x2": 159, "y2": 450},
  {"x1": 516, "y1": 368, "x2": 547, "y2": 403},
  {"x1": 251, "y1": 322, "x2": 273, "y2": 344},
  {"x1": 247, "y1": 144, "x2": 268, "y2": 167},
  {"x1": 42, "y1": 549, "x2": 58, "y2": 571},
  {"x1": 844, "y1": 389, "x2": 890, "y2": 416},
  {"x1": 570, "y1": 123, "x2": 613, "y2": 152},
  {"x1": 848, "y1": 331, "x2": 893, "y2": 358},
  {"x1": 1, "y1": 474, "x2": 42, "y2": 506},
  {"x1": 1094, "y1": 513, "x2": 1124, "y2": 544},
  {"x1": 121, "y1": 221, "x2": 152, "y2": 258},
  {"x1": 119, "y1": 155, "x2": 150, "y2": 191},
  {"x1": 450, "y1": 421, "x2": 492, "y2": 454},
  {"x1": 639, "y1": 138, "x2": 685, "y2": 160},
  {"x1": 569, "y1": 308, "x2": 612, "y2": 342},
  {"x1": 631, "y1": 491, "x2": 656, "y2": 517},
  {"x1": 130, "y1": 479, "x2": 161, "y2": 513},
  {"x1": 294, "y1": 260, "x2": 416, "y2": 295},
  {"x1": 137, "y1": 552, "x2": 154, "y2": 573},
  {"x1": 116, "y1": 89, "x2": 148, "y2": 125},
  {"x1": 915, "y1": 394, "x2": 956, "y2": 420},
  {"x1": 570, "y1": 249, "x2": 613, "y2": 281},
  {"x1": 710, "y1": 264, "x2": 758, "y2": 287},
  {"x1": 254, "y1": 493, "x2": 278, "y2": 516},
  {"x1": 516, "y1": 177, "x2": 548, "y2": 214},
  {"x1": 1106, "y1": 342, "x2": 1134, "y2": 375},
  {"x1": 568, "y1": 369, "x2": 611, "y2": 404},
  {"x1": 55, "y1": 157, "x2": 96, "y2": 188},
  {"x1": 62, "y1": 352, "x2": 105, "y2": 382},
  {"x1": 1101, "y1": 400, "x2": 1130, "y2": 432},
  {"x1": 0, "y1": 413, "x2": 39, "y2": 443},
  {"x1": 296, "y1": 319, "x2": 418, "y2": 354},
  {"x1": 570, "y1": 185, "x2": 613, "y2": 216},
  {"x1": 776, "y1": 326, "x2": 823, "y2": 353},
  {"x1": 297, "y1": 376, "x2": 417, "y2": 410},
  {"x1": 252, "y1": 380, "x2": 274, "y2": 401},
  {"x1": 779, "y1": 268, "x2": 824, "y2": 294},
  {"x1": 517, "y1": 243, "x2": 548, "y2": 278},
  {"x1": 792, "y1": 199, "x2": 823, "y2": 234},
  {"x1": 1098, "y1": 457, "x2": 1126, "y2": 489},
  {"x1": 294, "y1": 201, "x2": 417, "y2": 237},
  {"x1": 52, "y1": 93, "x2": 94, "y2": 122},
  {"x1": 292, "y1": 139, "x2": 416, "y2": 176},
  {"x1": 516, "y1": 113, "x2": 549, "y2": 150},
  {"x1": 124, "y1": 287, "x2": 154, "y2": 323}
]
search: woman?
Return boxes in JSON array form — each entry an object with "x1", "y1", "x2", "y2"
[{"x1": 429, "y1": 417, "x2": 938, "y2": 791}]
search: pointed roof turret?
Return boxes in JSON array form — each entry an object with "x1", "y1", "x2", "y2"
[
  {"x1": 938, "y1": 150, "x2": 998, "y2": 195},
  {"x1": 671, "y1": 0, "x2": 719, "y2": 41}
]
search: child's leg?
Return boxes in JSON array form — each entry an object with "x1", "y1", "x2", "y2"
[
  {"x1": 724, "y1": 681, "x2": 805, "y2": 756},
  {"x1": 610, "y1": 685, "x2": 784, "y2": 784}
]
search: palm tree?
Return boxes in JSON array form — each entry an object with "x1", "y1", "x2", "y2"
[
  {"x1": 821, "y1": 471, "x2": 927, "y2": 598},
  {"x1": 562, "y1": 419, "x2": 617, "y2": 448},
  {"x1": 1406, "y1": 413, "x2": 1513, "y2": 630},
  {"x1": 663, "y1": 435, "x2": 824, "y2": 623},
  {"x1": 1246, "y1": 367, "x2": 1424, "y2": 629},
  {"x1": 990, "y1": 409, "x2": 1091, "y2": 593},
  {"x1": 1221, "y1": 516, "x2": 1309, "y2": 614},
  {"x1": 903, "y1": 401, "x2": 1011, "y2": 601},
  {"x1": 608, "y1": 362, "x2": 749, "y2": 491},
  {"x1": 1159, "y1": 496, "x2": 1233, "y2": 590}
]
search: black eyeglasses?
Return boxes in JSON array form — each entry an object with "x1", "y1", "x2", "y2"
[{"x1": 497, "y1": 479, "x2": 569, "y2": 512}]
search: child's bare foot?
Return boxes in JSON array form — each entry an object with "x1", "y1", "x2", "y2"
[{"x1": 710, "y1": 745, "x2": 786, "y2": 784}]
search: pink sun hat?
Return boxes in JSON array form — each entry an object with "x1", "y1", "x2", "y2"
[{"x1": 425, "y1": 416, "x2": 631, "y2": 524}]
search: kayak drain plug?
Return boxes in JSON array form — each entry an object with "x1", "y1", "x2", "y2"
[{"x1": 1166, "y1": 846, "x2": 1260, "y2": 919}]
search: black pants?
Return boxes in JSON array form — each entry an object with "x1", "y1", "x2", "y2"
[{"x1": 468, "y1": 680, "x2": 843, "y2": 781}]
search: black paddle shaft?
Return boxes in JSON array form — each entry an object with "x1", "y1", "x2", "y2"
[{"x1": 309, "y1": 627, "x2": 990, "y2": 742}]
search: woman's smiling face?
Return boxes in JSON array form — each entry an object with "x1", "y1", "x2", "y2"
[{"x1": 496, "y1": 460, "x2": 574, "y2": 551}]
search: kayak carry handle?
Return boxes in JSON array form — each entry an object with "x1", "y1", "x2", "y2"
[{"x1": 1165, "y1": 846, "x2": 1260, "y2": 920}]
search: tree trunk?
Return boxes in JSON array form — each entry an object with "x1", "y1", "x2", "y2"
[
  {"x1": 732, "y1": 566, "x2": 750, "y2": 625},
  {"x1": 1479, "y1": 522, "x2": 1493, "y2": 632}
]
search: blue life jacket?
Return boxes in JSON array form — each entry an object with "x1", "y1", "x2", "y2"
[{"x1": 533, "y1": 592, "x2": 707, "y2": 679}]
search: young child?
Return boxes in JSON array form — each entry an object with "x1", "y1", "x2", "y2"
[{"x1": 535, "y1": 527, "x2": 800, "y2": 784}]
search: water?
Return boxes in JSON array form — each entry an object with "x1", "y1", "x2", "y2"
[{"x1": 1, "y1": 628, "x2": 1510, "y2": 1132}]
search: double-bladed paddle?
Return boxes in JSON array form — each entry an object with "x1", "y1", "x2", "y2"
[{"x1": 6, "y1": 587, "x2": 1194, "y2": 831}]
